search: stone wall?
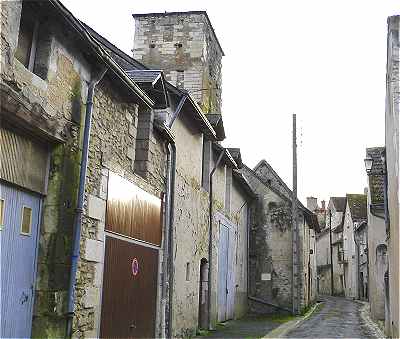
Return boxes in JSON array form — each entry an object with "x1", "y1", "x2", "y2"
[
  {"x1": 385, "y1": 15, "x2": 400, "y2": 339},
  {"x1": 316, "y1": 229, "x2": 332, "y2": 295},
  {"x1": 1, "y1": 2, "x2": 167, "y2": 337},
  {"x1": 243, "y1": 167, "x2": 294, "y2": 311},
  {"x1": 367, "y1": 190, "x2": 387, "y2": 320},
  {"x1": 170, "y1": 115, "x2": 210, "y2": 338},
  {"x1": 342, "y1": 203, "x2": 357, "y2": 299},
  {"x1": 132, "y1": 12, "x2": 223, "y2": 113}
]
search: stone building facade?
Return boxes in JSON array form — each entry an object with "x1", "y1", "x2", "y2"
[
  {"x1": 385, "y1": 15, "x2": 400, "y2": 339},
  {"x1": 132, "y1": 12, "x2": 223, "y2": 114},
  {"x1": 326, "y1": 197, "x2": 346, "y2": 296},
  {"x1": 307, "y1": 198, "x2": 331, "y2": 295},
  {"x1": 1, "y1": 2, "x2": 255, "y2": 338},
  {"x1": 1, "y1": 1, "x2": 170, "y2": 337},
  {"x1": 342, "y1": 194, "x2": 367, "y2": 299},
  {"x1": 242, "y1": 161, "x2": 319, "y2": 315},
  {"x1": 316, "y1": 228, "x2": 332, "y2": 295}
]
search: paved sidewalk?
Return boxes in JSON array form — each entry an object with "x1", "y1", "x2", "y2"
[{"x1": 195, "y1": 313, "x2": 294, "y2": 338}]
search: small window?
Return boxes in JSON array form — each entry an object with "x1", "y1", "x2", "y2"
[
  {"x1": 0, "y1": 199, "x2": 4, "y2": 230},
  {"x1": 21, "y1": 206, "x2": 32, "y2": 235},
  {"x1": 186, "y1": 262, "x2": 190, "y2": 281},
  {"x1": 15, "y1": 7, "x2": 39, "y2": 71}
]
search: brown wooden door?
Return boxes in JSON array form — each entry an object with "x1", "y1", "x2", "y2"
[{"x1": 100, "y1": 236, "x2": 159, "y2": 338}]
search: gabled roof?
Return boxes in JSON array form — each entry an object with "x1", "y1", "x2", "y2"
[
  {"x1": 232, "y1": 170, "x2": 257, "y2": 200},
  {"x1": 346, "y1": 194, "x2": 367, "y2": 222},
  {"x1": 206, "y1": 114, "x2": 226, "y2": 141},
  {"x1": 46, "y1": 0, "x2": 154, "y2": 107},
  {"x1": 80, "y1": 21, "x2": 217, "y2": 140},
  {"x1": 227, "y1": 148, "x2": 242, "y2": 168},
  {"x1": 126, "y1": 70, "x2": 162, "y2": 85},
  {"x1": 331, "y1": 197, "x2": 347, "y2": 212},
  {"x1": 132, "y1": 11, "x2": 225, "y2": 56},
  {"x1": 243, "y1": 161, "x2": 320, "y2": 232},
  {"x1": 366, "y1": 147, "x2": 385, "y2": 208},
  {"x1": 212, "y1": 142, "x2": 237, "y2": 168}
]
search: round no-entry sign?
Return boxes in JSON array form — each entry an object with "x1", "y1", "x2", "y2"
[{"x1": 131, "y1": 258, "x2": 139, "y2": 277}]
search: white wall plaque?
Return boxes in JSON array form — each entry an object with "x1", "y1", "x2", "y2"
[{"x1": 261, "y1": 273, "x2": 271, "y2": 281}]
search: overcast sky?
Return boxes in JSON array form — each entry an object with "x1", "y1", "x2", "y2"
[{"x1": 62, "y1": 0, "x2": 398, "y2": 205}]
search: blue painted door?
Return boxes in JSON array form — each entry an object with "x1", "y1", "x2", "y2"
[
  {"x1": 218, "y1": 224, "x2": 229, "y2": 322},
  {"x1": 218, "y1": 220, "x2": 236, "y2": 322},
  {"x1": 0, "y1": 182, "x2": 41, "y2": 338},
  {"x1": 226, "y1": 225, "x2": 236, "y2": 320}
]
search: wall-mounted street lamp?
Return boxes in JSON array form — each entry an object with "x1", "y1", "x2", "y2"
[{"x1": 364, "y1": 156, "x2": 373, "y2": 174}]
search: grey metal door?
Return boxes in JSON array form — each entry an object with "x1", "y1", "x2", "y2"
[
  {"x1": 0, "y1": 182, "x2": 41, "y2": 338},
  {"x1": 226, "y1": 225, "x2": 236, "y2": 320},
  {"x1": 218, "y1": 224, "x2": 229, "y2": 322}
]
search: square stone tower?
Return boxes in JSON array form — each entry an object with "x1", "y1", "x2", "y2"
[{"x1": 132, "y1": 11, "x2": 224, "y2": 114}]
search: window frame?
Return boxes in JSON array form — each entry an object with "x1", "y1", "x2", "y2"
[
  {"x1": 0, "y1": 199, "x2": 4, "y2": 231},
  {"x1": 20, "y1": 205, "x2": 33, "y2": 236}
]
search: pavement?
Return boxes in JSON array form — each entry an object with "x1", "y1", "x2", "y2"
[
  {"x1": 197, "y1": 296, "x2": 385, "y2": 339},
  {"x1": 283, "y1": 296, "x2": 384, "y2": 338},
  {"x1": 195, "y1": 314, "x2": 288, "y2": 338}
]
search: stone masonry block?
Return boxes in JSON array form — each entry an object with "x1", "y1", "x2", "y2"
[
  {"x1": 127, "y1": 146, "x2": 135, "y2": 161},
  {"x1": 84, "y1": 239, "x2": 104, "y2": 263},
  {"x1": 87, "y1": 194, "x2": 106, "y2": 221},
  {"x1": 97, "y1": 221, "x2": 105, "y2": 242},
  {"x1": 99, "y1": 175, "x2": 108, "y2": 200},
  {"x1": 84, "y1": 287, "x2": 99, "y2": 308},
  {"x1": 93, "y1": 263, "x2": 103, "y2": 287}
]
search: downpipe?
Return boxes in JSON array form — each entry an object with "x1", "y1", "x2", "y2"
[
  {"x1": 166, "y1": 142, "x2": 176, "y2": 338},
  {"x1": 66, "y1": 67, "x2": 107, "y2": 338},
  {"x1": 207, "y1": 149, "x2": 225, "y2": 330}
]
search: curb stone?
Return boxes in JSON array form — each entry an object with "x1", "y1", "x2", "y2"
[
  {"x1": 263, "y1": 303, "x2": 320, "y2": 338},
  {"x1": 356, "y1": 300, "x2": 386, "y2": 339}
]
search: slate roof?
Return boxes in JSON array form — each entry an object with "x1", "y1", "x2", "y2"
[
  {"x1": 206, "y1": 114, "x2": 226, "y2": 141},
  {"x1": 366, "y1": 147, "x2": 385, "y2": 207},
  {"x1": 331, "y1": 197, "x2": 347, "y2": 212},
  {"x1": 81, "y1": 21, "x2": 218, "y2": 140},
  {"x1": 346, "y1": 194, "x2": 367, "y2": 222},
  {"x1": 125, "y1": 70, "x2": 162, "y2": 85},
  {"x1": 45, "y1": 0, "x2": 154, "y2": 107},
  {"x1": 212, "y1": 142, "x2": 237, "y2": 168},
  {"x1": 232, "y1": 169, "x2": 257, "y2": 200},
  {"x1": 243, "y1": 161, "x2": 320, "y2": 232},
  {"x1": 227, "y1": 148, "x2": 242, "y2": 168}
]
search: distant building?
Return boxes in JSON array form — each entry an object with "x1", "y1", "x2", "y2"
[
  {"x1": 327, "y1": 197, "x2": 347, "y2": 296},
  {"x1": 307, "y1": 198, "x2": 331, "y2": 295},
  {"x1": 342, "y1": 194, "x2": 367, "y2": 299},
  {"x1": 242, "y1": 160, "x2": 320, "y2": 315}
]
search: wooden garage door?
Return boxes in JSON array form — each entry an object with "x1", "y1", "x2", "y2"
[{"x1": 100, "y1": 236, "x2": 159, "y2": 338}]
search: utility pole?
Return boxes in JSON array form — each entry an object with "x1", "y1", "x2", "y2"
[
  {"x1": 329, "y1": 209, "x2": 334, "y2": 295},
  {"x1": 292, "y1": 114, "x2": 298, "y2": 315}
]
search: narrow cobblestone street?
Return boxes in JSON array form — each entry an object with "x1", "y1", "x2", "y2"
[{"x1": 284, "y1": 296, "x2": 381, "y2": 338}]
